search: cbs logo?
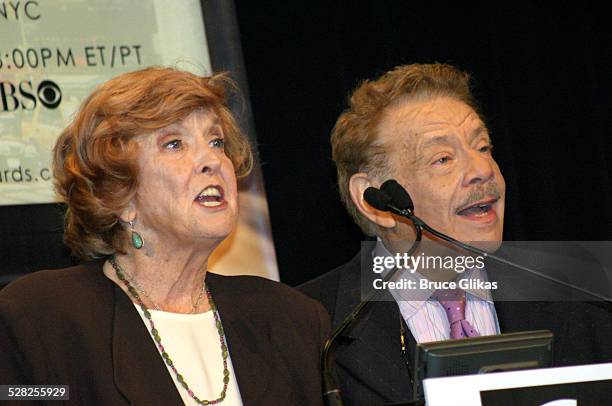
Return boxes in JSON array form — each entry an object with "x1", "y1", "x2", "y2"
[{"x1": 0, "y1": 80, "x2": 62, "y2": 112}]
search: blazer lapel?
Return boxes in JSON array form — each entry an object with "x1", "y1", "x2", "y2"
[
  {"x1": 112, "y1": 285, "x2": 183, "y2": 405},
  {"x1": 487, "y1": 259, "x2": 573, "y2": 364},
  {"x1": 206, "y1": 273, "x2": 294, "y2": 406}
]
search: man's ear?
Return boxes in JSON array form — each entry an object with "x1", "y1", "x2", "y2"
[{"x1": 349, "y1": 173, "x2": 397, "y2": 229}]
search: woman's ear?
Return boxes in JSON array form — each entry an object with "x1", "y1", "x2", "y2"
[
  {"x1": 349, "y1": 173, "x2": 397, "y2": 229},
  {"x1": 119, "y1": 201, "x2": 136, "y2": 224}
]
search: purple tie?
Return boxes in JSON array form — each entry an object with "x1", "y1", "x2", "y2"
[{"x1": 432, "y1": 289, "x2": 480, "y2": 339}]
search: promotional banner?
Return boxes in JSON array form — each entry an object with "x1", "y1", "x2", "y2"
[{"x1": 0, "y1": 0, "x2": 279, "y2": 280}]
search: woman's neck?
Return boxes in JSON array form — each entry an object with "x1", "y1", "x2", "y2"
[{"x1": 103, "y1": 247, "x2": 214, "y2": 313}]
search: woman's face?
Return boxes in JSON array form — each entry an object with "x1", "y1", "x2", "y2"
[{"x1": 129, "y1": 109, "x2": 238, "y2": 248}]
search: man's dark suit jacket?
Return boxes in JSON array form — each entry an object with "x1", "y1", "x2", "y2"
[
  {"x1": 0, "y1": 261, "x2": 330, "y2": 405},
  {"x1": 299, "y1": 250, "x2": 612, "y2": 406}
]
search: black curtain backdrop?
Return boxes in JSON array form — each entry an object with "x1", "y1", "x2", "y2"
[
  {"x1": 1, "y1": 2, "x2": 610, "y2": 287},
  {"x1": 233, "y1": 1, "x2": 611, "y2": 286}
]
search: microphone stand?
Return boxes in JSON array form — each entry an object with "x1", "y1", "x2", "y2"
[
  {"x1": 386, "y1": 203, "x2": 612, "y2": 304},
  {"x1": 322, "y1": 227, "x2": 423, "y2": 406}
]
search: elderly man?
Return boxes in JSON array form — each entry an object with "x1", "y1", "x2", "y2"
[{"x1": 300, "y1": 63, "x2": 612, "y2": 405}]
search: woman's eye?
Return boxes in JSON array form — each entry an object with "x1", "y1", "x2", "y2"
[
  {"x1": 209, "y1": 138, "x2": 225, "y2": 149},
  {"x1": 163, "y1": 139, "x2": 182, "y2": 150}
]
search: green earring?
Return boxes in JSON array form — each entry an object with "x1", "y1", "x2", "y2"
[{"x1": 130, "y1": 220, "x2": 143, "y2": 249}]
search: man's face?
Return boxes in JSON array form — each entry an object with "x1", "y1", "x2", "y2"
[{"x1": 378, "y1": 96, "x2": 505, "y2": 247}]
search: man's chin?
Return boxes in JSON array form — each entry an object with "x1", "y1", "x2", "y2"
[
  {"x1": 427, "y1": 232, "x2": 503, "y2": 253},
  {"x1": 470, "y1": 240, "x2": 503, "y2": 253},
  {"x1": 456, "y1": 222, "x2": 504, "y2": 252},
  {"x1": 420, "y1": 233, "x2": 502, "y2": 256}
]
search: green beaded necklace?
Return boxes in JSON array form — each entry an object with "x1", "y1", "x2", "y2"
[{"x1": 109, "y1": 256, "x2": 230, "y2": 405}]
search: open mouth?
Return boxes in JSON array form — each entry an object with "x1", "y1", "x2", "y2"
[
  {"x1": 456, "y1": 198, "x2": 498, "y2": 218},
  {"x1": 195, "y1": 185, "x2": 225, "y2": 207}
]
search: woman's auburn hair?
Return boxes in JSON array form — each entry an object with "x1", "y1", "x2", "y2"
[{"x1": 53, "y1": 66, "x2": 253, "y2": 260}]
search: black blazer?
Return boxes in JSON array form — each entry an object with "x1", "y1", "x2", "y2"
[
  {"x1": 299, "y1": 250, "x2": 612, "y2": 406},
  {"x1": 0, "y1": 261, "x2": 330, "y2": 405}
]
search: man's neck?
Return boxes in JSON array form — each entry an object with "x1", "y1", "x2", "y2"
[{"x1": 380, "y1": 237, "x2": 461, "y2": 282}]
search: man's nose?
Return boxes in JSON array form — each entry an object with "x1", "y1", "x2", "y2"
[{"x1": 462, "y1": 151, "x2": 495, "y2": 186}]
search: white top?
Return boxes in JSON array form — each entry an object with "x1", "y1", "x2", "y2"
[
  {"x1": 375, "y1": 239, "x2": 500, "y2": 343},
  {"x1": 134, "y1": 304, "x2": 243, "y2": 405}
]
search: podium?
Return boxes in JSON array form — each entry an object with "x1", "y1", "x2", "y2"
[{"x1": 423, "y1": 362, "x2": 612, "y2": 405}]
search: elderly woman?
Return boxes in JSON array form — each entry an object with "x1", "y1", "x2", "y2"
[{"x1": 0, "y1": 67, "x2": 329, "y2": 405}]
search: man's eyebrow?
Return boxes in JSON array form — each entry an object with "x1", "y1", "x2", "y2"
[
  {"x1": 417, "y1": 127, "x2": 490, "y2": 152},
  {"x1": 468, "y1": 126, "x2": 491, "y2": 143},
  {"x1": 418, "y1": 135, "x2": 454, "y2": 150}
]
